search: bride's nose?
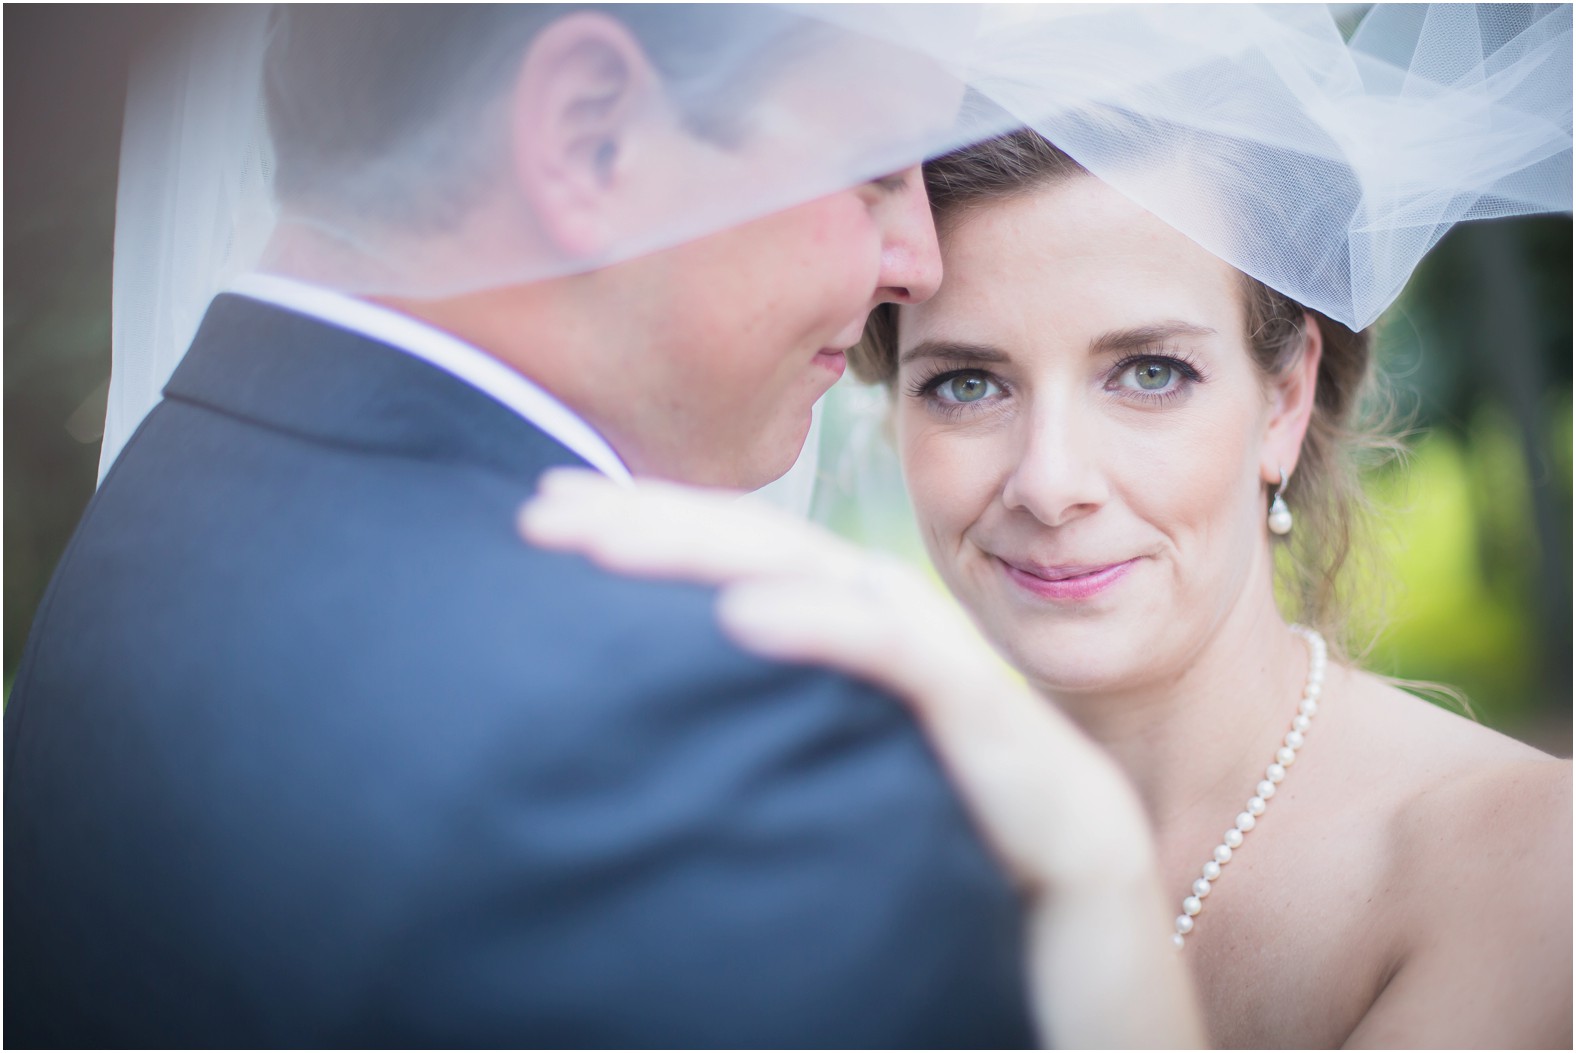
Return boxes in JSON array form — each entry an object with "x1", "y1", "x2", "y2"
[{"x1": 999, "y1": 404, "x2": 1109, "y2": 527}]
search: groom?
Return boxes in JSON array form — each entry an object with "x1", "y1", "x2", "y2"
[{"x1": 5, "y1": 7, "x2": 1033, "y2": 1047}]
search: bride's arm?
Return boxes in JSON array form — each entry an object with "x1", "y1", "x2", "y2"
[{"x1": 520, "y1": 470, "x2": 1205, "y2": 1049}]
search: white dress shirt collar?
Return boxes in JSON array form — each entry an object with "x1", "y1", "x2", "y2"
[{"x1": 228, "y1": 273, "x2": 632, "y2": 484}]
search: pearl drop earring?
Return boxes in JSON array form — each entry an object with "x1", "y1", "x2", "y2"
[{"x1": 1268, "y1": 467, "x2": 1293, "y2": 535}]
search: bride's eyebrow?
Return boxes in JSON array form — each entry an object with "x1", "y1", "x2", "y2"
[
  {"x1": 898, "y1": 340, "x2": 1010, "y2": 368},
  {"x1": 1090, "y1": 322, "x2": 1216, "y2": 355}
]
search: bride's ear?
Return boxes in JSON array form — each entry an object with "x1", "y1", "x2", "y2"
[
  {"x1": 509, "y1": 13, "x2": 662, "y2": 260},
  {"x1": 1259, "y1": 311, "x2": 1323, "y2": 484}
]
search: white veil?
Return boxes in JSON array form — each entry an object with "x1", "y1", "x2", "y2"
[
  {"x1": 105, "y1": 7, "x2": 277, "y2": 481},
  {"x1": 968, "y1": 3, "x2": 1571, "y2": 331},
  {"x1": 104, "y1": 4, "x2": 1573, "y2": 499}
]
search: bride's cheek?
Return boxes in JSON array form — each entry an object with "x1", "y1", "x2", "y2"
[
  {"x1": 904, "y1": 433, "x2": 997, "y2": 563},
  {"x1": 1130, "y1": 414, "x2": 1256, "y2": 578}
]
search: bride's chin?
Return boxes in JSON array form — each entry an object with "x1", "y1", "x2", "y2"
[
  {"x1": 997, "y1": 631, "x2": 1154, "y2": 700},
  {"x1": 1024, "y1": 664, "x2": 1133, "y2": 700}
]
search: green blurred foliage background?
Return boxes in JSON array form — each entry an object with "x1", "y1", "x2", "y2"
[
  {"x1": 1362, "y1": 218, "x2": 1573, "y2": 750},
  {"x1": 5, "y1": 8, "x2": 1572, "y2": 754}
]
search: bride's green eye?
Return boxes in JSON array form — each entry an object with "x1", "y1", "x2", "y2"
[
  {"x1": 1106, "y1": 352, "x2": 1204, "y2": 399},
  {"x1": 1133, "y1": 361, "x2": 1174, "y2": 390},
  {"x1": 937, "y1": 373, "x2": 999, "y2": 403}
]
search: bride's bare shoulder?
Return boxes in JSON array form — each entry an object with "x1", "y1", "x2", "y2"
[
  {"x1": 1336, "y1": 670, "x2": 1571, "y2": 1047},
  {"x1": 1337, "y1": 666, "x2": 1555, "y2": 761},
  {"x1": 1338, "y1": 669, "x2": 1567, "y2": 839}
]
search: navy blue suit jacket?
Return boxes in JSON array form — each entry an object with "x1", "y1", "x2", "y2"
[{"x1": 5, "y1": 296, "x2": 1034, "y2": 1047}]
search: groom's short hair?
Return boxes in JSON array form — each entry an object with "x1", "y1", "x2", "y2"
[{"x1": 264, "y1": 4, "x2": 800, "y2": 230}]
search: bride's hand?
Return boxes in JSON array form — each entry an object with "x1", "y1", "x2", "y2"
[
  {"x1": 519, "y1": 468, "x2": 1203, "y2": 1048},
  {"x1": 521, "y1": 469, "x2": 1132, "y2": 890}
]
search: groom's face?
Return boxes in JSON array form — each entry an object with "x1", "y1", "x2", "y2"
[
  {"x1": 403, "y1": 10, "x2": 958, "y2": 489},
  {"x1": 604, "y1": 166, "x2": 943, "y2": 488}
]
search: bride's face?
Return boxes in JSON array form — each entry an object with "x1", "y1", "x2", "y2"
[{"x1": 894, "y1": 177, "x2": 1284, "y2": 694}]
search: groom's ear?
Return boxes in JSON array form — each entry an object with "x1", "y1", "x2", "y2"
[{"x1": 510, "y1": 12, "x2": 663, "y2": 260}]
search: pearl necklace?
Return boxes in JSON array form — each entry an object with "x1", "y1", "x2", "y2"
[{"x1": 1173, "y1": 625, "x2": 1327, "y2": 949}]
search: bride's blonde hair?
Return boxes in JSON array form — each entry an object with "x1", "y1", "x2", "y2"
[{"x1": 852, "y1": 129, "x2": 1404, "y2": 659}]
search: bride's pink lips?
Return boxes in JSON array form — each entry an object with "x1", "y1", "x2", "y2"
[
  {"x1": 814, "y1": 348, "x2": 848, "y2": 379},
  {"x1": 998, "y1": 556, "x2": 1139, "y2": 601}
]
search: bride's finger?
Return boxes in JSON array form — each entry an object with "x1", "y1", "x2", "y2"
[
  {"x1": 717, "y1": 575, "x2": 1138, "y2": 892},
  {"x1": 718, "y1": 570, "x2": 1024, "y2": 715},
  {"x1": 519, "y1": 470, "x2": 864, "y2": 584},
  {"x1": 524, "y1": 471, "x2": 1006, "y2": 702},
  {"x1": 525, "y1": 471, "x2": 1025, "y2": 722},
  {"x1": 717, "y1": 576, "x2": 932, "y2": 695}
]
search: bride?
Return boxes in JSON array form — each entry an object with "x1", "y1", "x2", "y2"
[{"x1": 522, "y1": 127, "x2": 1573, "y2": 1048}]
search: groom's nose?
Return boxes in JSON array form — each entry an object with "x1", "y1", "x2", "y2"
[{"x1": 872, "y1": 166, "x2": 943, "y2": 306}]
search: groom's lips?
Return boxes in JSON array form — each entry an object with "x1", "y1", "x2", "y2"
[
  {"x1": 813, "y1": 348, "x2": 848, "y2": 379},
  {"x1": 813, "y1": 346, "x2": 851, "y2": 379}
]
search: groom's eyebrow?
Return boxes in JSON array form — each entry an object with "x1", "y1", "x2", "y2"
[
  {"x1": 868, "y1": 171, "x2": 910, "y2": 193},
  {"x1": 898, "y1": 340, "x2": 1010, "y2": 367}
]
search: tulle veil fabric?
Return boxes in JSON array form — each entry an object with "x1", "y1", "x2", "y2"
[
  {"x1": 104, "y1": 4, "x2": 1572, "y2": 508},
  {"x1": 106, "y1": 7, "x2": 277, "y2": 483}
]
